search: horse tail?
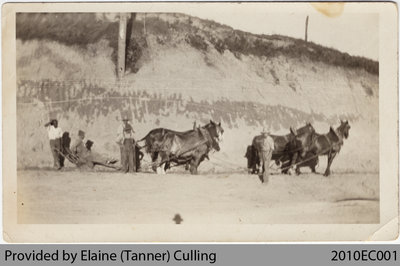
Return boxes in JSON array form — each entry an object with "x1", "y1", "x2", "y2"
[{"x1": 137, "y1": 132, "x2": 154, "y2": 153}]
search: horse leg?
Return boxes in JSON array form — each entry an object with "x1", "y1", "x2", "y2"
[
  {"x1": 155, "y1": 152, "x2": 167, "y2": 175},
  {"x1": 190, "y1": 156, "x2": 201, "y2": 175},
  {"x1": 161, "y1": 152, "x2": 170, "y2": 174},
  {"x1": 151, "y1": 152, "x2": 159, "y2": 172},
  {"x1": 324, "y1": 152, "x2": 337, "y2": 177},
  {"x1": 281, "y1": 160, "x2": 290, "y2": 174},
  {"x1": 189, "y1": 161, "x2": 197, "y2": 175},
  {"x1": 246, "y1": 157, "x2": 252, "y2": 174},
  {"x1": 310, "y1": 165, "x2": 316, "y2": 173},
  {"x1": 295, "y1": 155, "x2": 302, "y2": 175},
  {"x1": 296, "y1": 165, "x2": 301, "y2": 175},
  {"x1": 156, "y1": 166, "x2": 162, "y2": 174},
  {"x1": 251, "y1": 164, "x2": 257, "y2": 174},
  {"x1": 157, "y1": 161, "x2": 166, "y2": 174},
  {"x1": 287, "y1": 152, "x2": 298, "y2": 175},
  {"x1": 160, "y1": 163, "x2": 167, "y2": 174},
  {"x1": 156, "y1": 164, "x2": 166, "y2": 174},
  {"x1": 255, "y1": 162, "x2": 260, "y2": 174},
  {"x1": 156, "y1": 160, "x2": 163, "y2": 174},
  {"x1": 250, "y1": 161, "x2": 257, "y2": 174}
]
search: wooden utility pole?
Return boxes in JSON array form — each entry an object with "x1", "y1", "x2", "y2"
[
  {"x1": 305, "y1": 15, "x2": 309, "y2": 42},
  {"x1": 117, "y1": 13, "x2": 128, "y2": 79},
  {"x1": 143, "y1": 13, "x2": 146, "y2": 35}
]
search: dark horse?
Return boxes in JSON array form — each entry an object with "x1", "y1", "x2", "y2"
[
  {"x1": 244, "y1": 145, "x2": 260, "y2": 174},
  {"x1": 250, "y1": 123, "x2": 316, "y2": 174},
  {"x1": 139, "y1": 120, "x2": 224, "y2": 174},
  {"x1": 282, "y1": 125, "x2": 317, "y2": 174},
  {"x1": 270, "y1": 123, "x2": 315, "y2": 164},
  {"x1": 308, "y1": 120, "x2": 351, "y2": 176}
]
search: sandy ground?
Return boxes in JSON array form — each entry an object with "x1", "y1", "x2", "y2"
[{"x1": 17, "y1": 169, "x2": 379, "y2": 224}]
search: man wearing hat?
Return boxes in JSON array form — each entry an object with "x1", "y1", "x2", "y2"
[
  {"x1": 44, "y1": 119, "x2": 64, "y2": 170},
  {"x1": 116, "y1": 116, "x2": 136, "y2": 173},
  {"x1": 71, "y1": 130, "x2": 86, "y2": 157},
  {"x1": 260, "y1": 128, "x2": 275, "y2": 183}
]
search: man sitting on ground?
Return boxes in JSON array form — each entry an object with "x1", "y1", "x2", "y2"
[
  {"x1": 77, "y1": 140, "x2": 118, "y2": 169},
  {"x1": 71, "y1": 130, "x2": 86, "y2": 156}
]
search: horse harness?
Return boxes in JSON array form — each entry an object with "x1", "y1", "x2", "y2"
[
  {"x1": 176, "y1": 127, "x2": 215, "y2": 157},
  {"x1": 155, "y1": 127, "x2": 216, "y2": 167},
  {"x1": 271, "y1": 131, "x2": 342, "y2": 172}
]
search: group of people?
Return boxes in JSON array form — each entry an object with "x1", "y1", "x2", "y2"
[
  {"x1": 44, "y1": 117, "x2": 143, "y2": 172},
  {"x1": 45, "y1": 117, "x2": 274, "y2": 177}
]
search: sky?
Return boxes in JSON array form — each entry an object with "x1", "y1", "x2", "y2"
[{"x1": 177, "y1": 3, "x2": 379, "y2": 61}]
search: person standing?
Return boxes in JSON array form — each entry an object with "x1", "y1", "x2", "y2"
[
  {"x1": 116, "y1": 116, "x2": 136, "y2": 173},
  {"x1": 260, "y1": 129, "x2": 275, "y2": 184},
  {"x1": 44, "y1": 119, "x2": 64, "y2": 170}
]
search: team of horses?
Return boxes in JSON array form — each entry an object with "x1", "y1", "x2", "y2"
[
  {"x1": 136, "y1": 119, "x2": 350, "y2": 177},
  {"x1": 138, "y1": 120, "x2": 224, "y2": 174},
  {"x1": 247, "y1": 120, "x2": 351, "y2": 177}
]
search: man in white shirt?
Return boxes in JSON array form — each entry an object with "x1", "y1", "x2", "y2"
[
  {"x1": 116, "y1": 116, "x2": 136, "y2": 173},
  {"x1": 44, "y1": 119, "x2": 64, "y2": 170},
  {"x1": 260, "y1": 129, "x2": 275, "y2": 184}
]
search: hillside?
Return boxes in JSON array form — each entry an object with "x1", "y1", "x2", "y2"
[{"x1": 16, "y1": 13, "x2": 379, "y2": 172}]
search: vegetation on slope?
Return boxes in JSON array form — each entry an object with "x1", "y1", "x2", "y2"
[
  {"x1": 16, "y1": 13, "x2": 378, "y2": 76},
  {"x1": 16, "y1": 13, "x2": 146, "y2": 73}
]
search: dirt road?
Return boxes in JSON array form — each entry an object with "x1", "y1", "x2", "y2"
[{"x1": 17, "y1": 169, "x2": 379, "y2": 224}]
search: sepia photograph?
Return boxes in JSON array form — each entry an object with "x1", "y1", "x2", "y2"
[{"x1": 2, "y1": 2, "x2": 398, "y2": 242}]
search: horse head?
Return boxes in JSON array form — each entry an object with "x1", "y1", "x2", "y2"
[
  {"x1": 296, "y1": 122, "x2": 315, "y2": 136},
  {"x1": 339, "y1": 120, "x2": 351, "y2": 139},
  {"x1": 205, "y1": 120, "x2": 224, "y2": 151},
  {"x1": 305, "y1": 122, "x2": 316, "y2": 135}
]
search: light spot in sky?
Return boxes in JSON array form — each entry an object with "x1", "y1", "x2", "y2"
[{"x1": 311, "y1": 3, "x2": 345, "y2": 18}]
